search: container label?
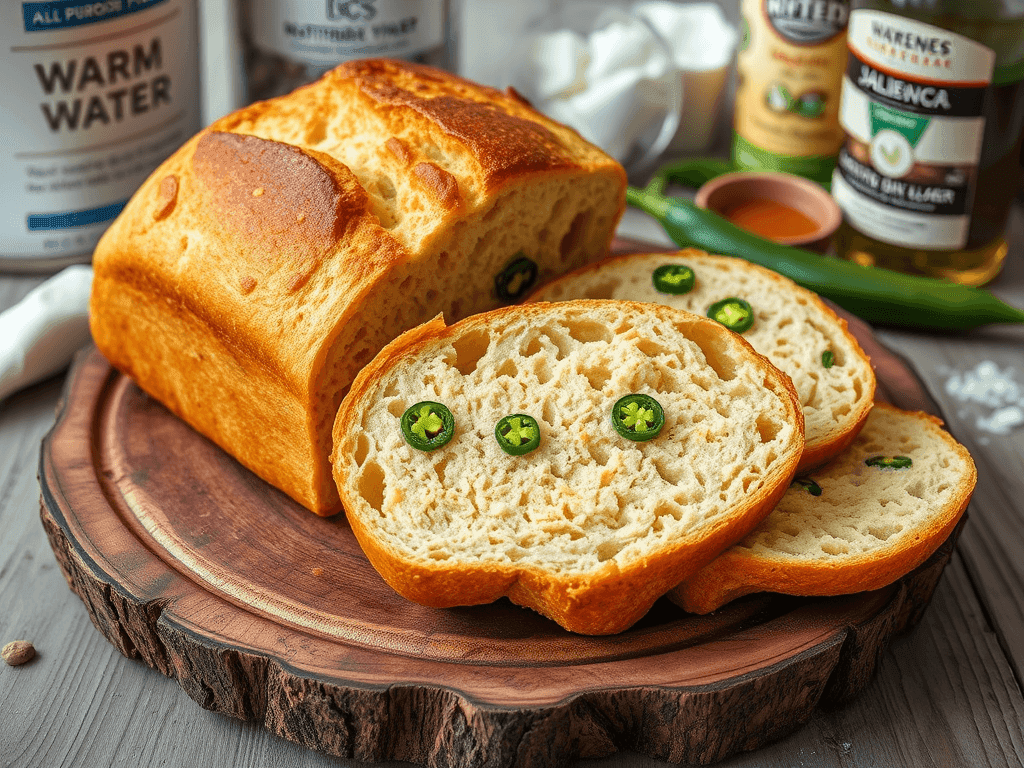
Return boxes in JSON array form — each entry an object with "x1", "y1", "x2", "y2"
[
  {"x1": 1, "y1": 0, "x2": 201, "y2": 264},
  {"x1": 764, "y1": 0, "x2": 849, "y2": 45},
  {"x1": 831, "y1": 10, "x2": 995, "y2": 249},
  {"x1": 23, "y1": 0, "x2": 169, "y2": 32},
  {"x1": 250, "y1": 0, "x2": 445, "y2": 68},
  {"x1": 733, "y1": 0, "x2": 849, "y2": 178}
]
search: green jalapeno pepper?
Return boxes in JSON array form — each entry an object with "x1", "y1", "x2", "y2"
[
  {"x1": 495, "y1": 254, "x2": 538, "y2": 302},
  {"x1": 401, "y1": 401, "x2": 455, "y2": 451},
  {"x1": 652, "y1": 263, "x2": 696, "y2": 295},
  {"x1": 865, "y1": 455, "x2": 913, "y2": 469},
  {"x1": 612, "y1": 394, "x2": 664, "y2": 441},
  {"x1": 626, "y1": 185, "x2": 1024, "y2": 330},
  {"x1": 495, "y1": 414, "x2": 541, "y2": 455},
  {"x1": 822, "y1": 351, "x2": 835, "y2": 369},
  {"x1": 647, "y1": 158, "x2": 735, "y2": 193},
  {"x1": 794, "y1": 478, "x2": 823, "y2": 496},
  {"x1": 707, "y1": 297, "x2": 755, "y2": 333}
]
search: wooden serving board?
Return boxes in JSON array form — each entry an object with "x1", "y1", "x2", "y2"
[{"x1": 39, "y1": 241, "x2": 961, "y2": 768}]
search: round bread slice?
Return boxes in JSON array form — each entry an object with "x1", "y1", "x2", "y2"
[
  {"x1": 669, "y1": 403, "x2": 976, "y2": 614},
  {"x1": 331, "y1": 300, "x2": 804, "y2": 635},
  {"x1": 530, "y1": 249, "x2": 876, "y2": 472}
]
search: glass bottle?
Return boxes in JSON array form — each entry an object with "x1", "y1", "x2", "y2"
[
  {"x1": 732, "y1": 0, "x2": 851, "y2": 184},
  {"x1": 832, "y1": 0, "x2": 1024, "y2": 285}
]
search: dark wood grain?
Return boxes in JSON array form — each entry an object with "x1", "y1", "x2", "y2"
[{"x1": 36, "y1": 273, "x2": 972, "y2": 768}]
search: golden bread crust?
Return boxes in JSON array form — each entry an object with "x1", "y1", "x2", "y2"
[{"x1": 335, "y1": 59, "x2": 587, "y2": 190}]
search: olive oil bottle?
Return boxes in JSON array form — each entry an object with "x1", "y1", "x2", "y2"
[
  {"x1": 832, "y1": 1, "x2": 1024, "y2": 285},
  {"x1": 733, "y1": 0, "x2": 851, "y2": 184}
]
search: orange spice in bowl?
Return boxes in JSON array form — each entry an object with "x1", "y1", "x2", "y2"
[
  {"x1": 695, "y1": 171, "x2": 842, "y2": 253},
  {"x1": 724, "y1": 199, "x2": 820, "y2": 241}
]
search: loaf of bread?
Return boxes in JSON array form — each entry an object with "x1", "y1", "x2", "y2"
[
  {"x1": 331, "y1": 300, "x2": 804, "y2": 634},
  {"x1": 89, "y1": 59, "x2": 627, "y2": 515},
  {"x1": 669, "y1": 404, "x2": 976, "y2": 614},
  {"x1": 531, "y1": 249, "x2": 876, "y2": 471}
]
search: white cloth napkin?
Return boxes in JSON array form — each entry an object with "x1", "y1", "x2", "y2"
[{"x1": 0, "y1": 265, "x2": 93, "y2": 403}]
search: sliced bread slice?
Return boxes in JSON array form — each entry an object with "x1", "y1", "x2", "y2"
[
  {"x1": 669, "y1": 403, "x2": 976, "y2": 614},
  {"x1": 530, "y1": 249, "x2": 876, "y2": 471},
  {"x1": 331, "y1": 299, "x2": 804, "y2": 634}
]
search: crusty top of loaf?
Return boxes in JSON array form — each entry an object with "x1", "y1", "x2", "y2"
[
  {"x1": 213, "y1": 59, "x2": 621, "y2": 251},
  {"x1": 92, "y1": 59, "x2": 624, "y2": 396},
  {"x1": 330, "y1": 59, "x2": 592, "y2": 188}
]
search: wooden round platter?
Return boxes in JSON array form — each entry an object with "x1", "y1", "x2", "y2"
[{"x1": 39, "y1": 243, "x2": 961, "y2": 768}]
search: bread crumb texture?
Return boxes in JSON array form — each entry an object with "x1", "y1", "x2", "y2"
[
  {"x1": 335, "y1": 301, "x2": 802, "y2": 582},
  {"x1": 533, "y1": 251, "x2": 876, "y2": 469}
]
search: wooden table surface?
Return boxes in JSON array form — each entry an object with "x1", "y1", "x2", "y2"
[{"x1": 2, "y1": 206, "x2": 1023, "y2": 768}]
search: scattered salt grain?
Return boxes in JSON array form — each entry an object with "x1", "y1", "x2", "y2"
[
  {"x1": 976, "y1": 406, "x2": 1024, "y2": 435},
  {"x1": 941, "y1": 361, "x2": 1024, "y2": 436}
]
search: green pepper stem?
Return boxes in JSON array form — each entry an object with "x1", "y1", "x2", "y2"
[{"x1": 626, "y1": 185, "x2": 669, "y2": 219}]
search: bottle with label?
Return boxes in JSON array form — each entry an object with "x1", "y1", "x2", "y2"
[
  {"x1": 1, "y1": 0, "x2": 202, "y2": 273},
  {"x1": 733, "y1": 0, "x2": 851, "y2": 184},
  {"x1": 832, "y1": 1, "x2": 1024, "y2": 286},
  {"x1": 243, "y1": 0, "x2": 457, "y2": 103}
]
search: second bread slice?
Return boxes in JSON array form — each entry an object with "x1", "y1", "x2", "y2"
[
  {"x1": 669, "y1": 404, "x2": 976, "y2": 614},
  {"x1": 331, "y1": 300, "x2": 804, "y2": 634},
  {"x1": 531, "y1": 249, "x2": 876, "y2": 471}
]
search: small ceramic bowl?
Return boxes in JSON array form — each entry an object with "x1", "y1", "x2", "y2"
[{"x1": 695, "y1": 171, "x2": 842, "y2": 253}]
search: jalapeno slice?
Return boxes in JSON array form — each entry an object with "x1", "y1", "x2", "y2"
[
  {"x1": 400, "y1": 401, "x2": 455, "y2": 451},
  {"x1": 865, "y1": 455, "x2": 912, "y2": 469},
  {"x1": 495, "y1": 254, "x2": 538, "y2": 302},
  {"x1": 495, "y1": 414, "x2": 541, "y2": 455},
  {"x1": 822, "y1": 350, "x2": 835, "y2": 369},
  {"x1": 707, "y1": 297, "x2": 754, "y2": 333},
  {"x1": 793, "y1": 478, "x2": 822, "y2": 496},
  {"x1": 612, "y1": 394, "x2": 664, "y2": 441},
  {"x1": 652, "y1": 263, "x2": 695, "y2": 295}
]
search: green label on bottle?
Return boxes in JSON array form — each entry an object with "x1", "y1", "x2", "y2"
[{"x1": 869, "y1": 103, "x2": 930, "y2": 147}]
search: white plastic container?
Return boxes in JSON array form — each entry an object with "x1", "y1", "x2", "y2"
[{"x1": 1, "y1": 0, "x2": 202, "y2": 273}]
